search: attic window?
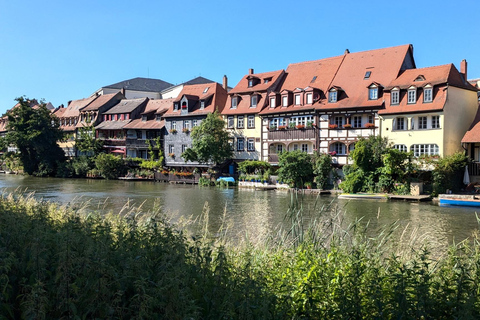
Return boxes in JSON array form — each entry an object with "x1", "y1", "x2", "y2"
[
  {"x1": 364, "y1": 71, "x2": 371, "y2": 79},
  {"x1": 368, "y1": 85, "x2": 378, "y2": 100},
  {"x1": 200, "y1": 100, "x2": 205, "y2": 109},
  {"x1": 328, "y1": 90, "x2": 337, "y2": 103},
  {"x1": 203, "y1": 87, "x2": 209, "y2": 93},
  {"x1": 142, "y1": 115, "x2": 147, "y2": 122},
  {"x1": 414, "y1": 75, "x2": 425, "y2": 82},
  {"x1": 423, "y1": 86, "x2": 433, "y2": 103},
  {"x1": 251, "y1": 95, "x2": 257, "y2": 108},
  {"x1": 311, "y1": 76, "x2": 317, "y2": 83},
  {"x1": 231, "y1": 97, "x2": 238, "y2": 109},
  {"x1": 264, "y1": 77, "x2": 272, "y2": 84},
  {"x1": 248, "y1": 79, "x2": 253, "y2": 87}
]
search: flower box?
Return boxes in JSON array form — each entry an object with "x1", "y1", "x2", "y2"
[
  {"x1": 296, "y1": 124, "x2": 305, "y2": 130},
  {"x1": 365, "y1": 123, "x2": 375, "y2": 128},
  {"x1": 169, "y1": 129, "x2": 177, "y2": 134},
  {"x1": 343, "y1": 124, "x2": 352, "y2": 129},
  {"x1": 182, "y1": 128, "x2": 190, "y2": 134},
  {"x1": 268, "y1": 125, "x2": 277, "y2": 131},
  {"x1": 328, "y1": 124, "x2": 338, "y2": 129},
  {"x1": 168, "y1": 153, "x2": 175, "y2": 158},
  {"x1": 181, "y1": 105, "x2": 187, "y2": 109},
  {"x1": 329, "y1": 151, "x2": 337, "y2": 156},
  {"x1": 278, "y1": 125, "x2": 287, "y2": 130}
]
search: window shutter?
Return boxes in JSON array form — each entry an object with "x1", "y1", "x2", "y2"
[
  {"x1": 392, "y1": 118, "x2": 396, "y2": 130},
  {"x1": 411, "y1": 118, "x2": 415, "y2": 130}
]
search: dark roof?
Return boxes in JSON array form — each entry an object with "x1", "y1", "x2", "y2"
[
  {"x1": 182, "y1": 76, "x2": 216, "y2": 86},
  {"x1": 103, "y1": 98, "x2": 148, "y2": 114},
  {"x1": 104, "y1": 77, "x2": 174, "y2": 92}
]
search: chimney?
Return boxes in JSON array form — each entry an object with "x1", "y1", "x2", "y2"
[
  {"x1": 461, "y1": 59, "x2": 467, "y2": 81},
  {"x1": 249, "y1": 68, "x2": 254, "y2": 75},
  {"x1": 222, "y1": 75, "x2": 228, "y2": 90},
  {"x1": 344, "y1": 49, "x2": 350, "y2": 54},
  {"x1": 67, "y1": 100, "x2": 72, "y2": 106},
  {"x1": 121, "y1": 87, "x2": 126, "y2": 97}
]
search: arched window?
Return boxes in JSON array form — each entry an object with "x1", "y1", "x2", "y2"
[{"x1": 329, "y1": 142, "x2": 346, "y2": 155}]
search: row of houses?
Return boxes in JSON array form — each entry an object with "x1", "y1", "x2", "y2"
[{"x1": 2, "y1": 44, "x2": 480, "y2": 178}]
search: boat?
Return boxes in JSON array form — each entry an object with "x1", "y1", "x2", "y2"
[
  {"x1": 438, "y1": 194, "x2": 480, "y2": 207},
  {"x1": 338, "y1": 193, "x2": 388, "y2": 200}
]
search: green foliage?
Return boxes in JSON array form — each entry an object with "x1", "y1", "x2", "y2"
[
  {"x1": 145, "y1": 137, "x2": 163, "y2": 162},
  {"x1": 139, "y1": 160, "x2": 163, "y2": 171},
  {"x1": 313, "y1": 153, "x2": 333, "y2": 189},
  {"x1": 340, "y1": 168, "x2": 366, "y2": 193},
  {"x1": 237, "y1": 160, "x2": 271, "y2": 175},
  {"x1": 349, "y1": 135, "x2": 390, "y2": 172},
  {"x1": 184, "y1": 111, "x2": 233, "y2": 164},
  {"x1": 198, "y1": 176, "x2": 213, "y2": 186},
  {"x1": 6, "y1": 97, "x2": 66, "y2": 176},
  {"x1": 278, "y1": 150, "x2": 314, "y2": 188},
  {"x1": 75, "y1": 125, "x2": 104, "y2": 156},
  {"x1": 432, "y1": 152, "x2": 469, "y2": 195},
  {"x1": 94, "y1": 153, "x2": 126, "y2": 179}
]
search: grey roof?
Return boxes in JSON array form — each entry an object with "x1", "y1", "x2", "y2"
[
  {"x1": 104, "y1": 77, "x2": 174, "y2": 92},
  {"x1": 96, "y1": 120, "x2": 132, "y2": 130},
  {"x1": 103, "y1": 98, "x2": 148, "y2": 114},
  {"x1": 183, "y1": 76, "x2": 216, "y2": 86}
]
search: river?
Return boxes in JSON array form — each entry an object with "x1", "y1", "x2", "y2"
[{"x1": 1, "y1": 174, "x2": 479, "y2": 251}]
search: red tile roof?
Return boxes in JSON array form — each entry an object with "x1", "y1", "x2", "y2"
[
  {"x1": 81, "y1": 92, "x2": 124, "y2": 111},
  {"x1": 228, "y1": 70, "x2": 284, "y2": 94},
  {"x1": 61, "y1": 96, "x2": 98, "y2": 118},
  {"x1": 123, "y1": 98, "x2": 174, "y2": 130},
  {"x1": 123, "y1": 119, "x2": 165, "y2": 130},
  {"x1": 163, "y1": 82, "x2": 228, "y2": 118},
  {"x1": 462, "y1": 104, "x2": 480, "y2": 143}
]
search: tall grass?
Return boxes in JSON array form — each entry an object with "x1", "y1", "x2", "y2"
[{"x1": 1, "y1": 192, "x2": 480, "y2": 318}]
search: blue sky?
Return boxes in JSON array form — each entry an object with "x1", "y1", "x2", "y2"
[{"x1": 1, "y1": 0, "x2": 479, "y2": 114}]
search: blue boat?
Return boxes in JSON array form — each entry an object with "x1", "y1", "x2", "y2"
[{"x1": 439, "y1": 196, "x2": 480, "y2": 207}]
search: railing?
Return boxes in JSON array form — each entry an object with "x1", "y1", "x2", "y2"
[
  {"x1": 267, "y1": 128, "x2": 316, "y2": 140},
  {"x1": 154, "y1": 173, "x2": 201, "y2": 184},
  {"x1": 126, "y1": 139, "x2": 149, "y2": 148},
  {"x1": 469, "y1": 162, "x2": 480, "y2": 176},
  {"x1": 101, "y1": 139, "x2": 126, "y2": 146},
  {"x1": 268, "y1": 154, "x2": 279, "y2": 163}
]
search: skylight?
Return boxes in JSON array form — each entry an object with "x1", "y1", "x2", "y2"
[
  {"x1": 203, "y1": 87, "x2": 209, "y2": 93},
  {"x1": 364, "y1": 71, "x2": 371, "y2": 79},
  {"x1": 311, "y1": 76, "x2": 317, "y2": 83}
]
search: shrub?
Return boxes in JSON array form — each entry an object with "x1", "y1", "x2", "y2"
[{"x1": 94, "y1": 153, "x2": 126, "y2": 179}]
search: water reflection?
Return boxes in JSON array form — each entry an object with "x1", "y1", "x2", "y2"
[{"x1": 0, "y1": 174, "x2": 479, "y2": 252}]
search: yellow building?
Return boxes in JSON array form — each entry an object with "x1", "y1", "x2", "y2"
[
  {"x1": 379, "y1": 62, "x2": 478, "y2": 157},
  {"x1": 222, "y1": 69, "x2": 284, "y2": 161}
]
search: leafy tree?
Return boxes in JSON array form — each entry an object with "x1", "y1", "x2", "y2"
[
  {"x1": 277, "y1": 150, "x2": 314, "y2": 187},
  {"x1": 313, "y1": 153, "x2": 333, "y2": 189},
  {"x1": 432, "y1": 152, "x2": 469, "y2": 195},
  {"x1": 75, "y1": 125, "x2": 104, "y2": 157},
  {"x1": 5, "y1": 97, "x2": 65, "y2": 176},
  {"x1": 94, "y1": 153, "x2": 126, "y2": 179},
  {"x1": 182, "y1": 111, "x2": 232, "y2": 165},
  {"x1": 349, "y1": 135, "x2": 390, "y2": 173},
  {"x1": 237, "y1": 160, "x2": 271, "y2": 175}
]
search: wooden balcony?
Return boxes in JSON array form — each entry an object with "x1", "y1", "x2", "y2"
[
  {"x1": 267, "y1": 128, "x2": 316, "y2": 141},
  {"x1": 101, "y1": 138, "x2": 126, "y2": 147},
  {"x1": 469, "y1": 162, "x2": 480, "y2": 176},
  {"x1": 126, "y1": 139, "x2": 149, "y2": 148}
]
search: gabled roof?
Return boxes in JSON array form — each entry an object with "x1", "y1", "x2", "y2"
[
  {"x1": 81, "y1": 92, "x2": 125, "y2": 112},
  {"x1": 462, "y1": 104, "x2": 480, "y2": 143},
  {"x1": 58, "y1": 95, "x2": 98, "y2": 118},
  {"x1": 183, "y1": 76, "x2": 216, "y2": 86},
  {"x1": 228, "y1": 70, "x2": 284, "y2": 94},
  {"x1": 142, "y1": 98, "x2": 175, "y2": 115},
  {"x1": 103, "y1": 98, "x2": 149, "y2": 114},
  {"x1": 123, "y1": 98, "x2": 173, "y2": 130},
  {"x1": 163, "y1": 82, "x2": 228, "y2": 117},
  {"x1": 386, "y1": 64, "x2": 477, "y2": 91},
  {"x1": 104, "y1": 77, "x2": 173, "y2": 93}
]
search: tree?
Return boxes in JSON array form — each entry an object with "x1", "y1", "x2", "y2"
[
  {"x1": 182, "y1": 111, "x2": 232, "y2": 165},
  {"x1": 75, "y1": 125, "x2": 104, "y2": 156},
  {"x1": 94, "y1": 153, "x2": 126, "y2": 179},
  {"x1": 313, "y1": 153, "x2": 333, "y2": 189},
  {"x1": 6, "y1": 97, "x2": 65, "y2": 176},
  {"x1": 277, "y1": 150, "x2": 314, "y2": 188}
]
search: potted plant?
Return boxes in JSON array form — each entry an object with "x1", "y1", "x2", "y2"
[
  {"x1": 168, "y1": 153, "x2": 175, "y2": 158},
  {"x1": 288, "y1": 122, "x2": 296, "y2": 129},
  {"x1": 182, "y1": 128, "x2": 190, "y2": 134},
  {"x1": 343, "y1": 123, "x2": 352, "y2": 129},
  {"x1": 296, "y1": 124, "x2": 305, "y2": 130},
  {"x1": 278, "y1": 125, "x2": 287, "y2": 130},
  {"x1": 365, "y1": 123, "x2": 375, "y2": 128},
  {"x1": 269, "y1": 125, "x2": 277, "y2": 131},
  {"x1": 329, "y1": 124, "x2": 338, "y2": 129},
  {"x1": 169, "y1": 128, "x2": 177, "y2": 134},
  {"x1": 306, "y1": 121, "x2": 314, "y2": 128},
  {"x1": 304, "y1": 181, "x2": 313, "y2": 189}
]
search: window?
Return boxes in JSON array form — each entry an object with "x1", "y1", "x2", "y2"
[
  {"x1": 293, "y1": 144, "x2": 299, "y2": 151},
  {"x1": 330, "y1": 142, "x2": 346, "y2": 155},
  {"x1": 237, "y1": 138, "x2": 244, "y2": 151},
  {"x1": 270, "y1": 97, "x2": 275, "y2": 108},
  {"x1": 231, "y1": 97, "x2": 237, "y2": 109},
  {"x1": 171, "y1": 121, "x2": 176, "y2": 130},
  {"x1": 276, "y1": 144, "x2": 284, "y2": 153},
  {"x1": 237, "y1": 116, "x2": 244, "y2": 128},
  {"x1": 364, "y1": 71, "x2": 371, "y2": 79},
  {"x1": 352, "y1": 116, "x2": 362, "y2": 128},
  {"x1": 424, "y1": 88, "x2": 433, "y2": 103},
  {"x1": 203, "y1": 87, "x2": 209, "y2": 93},
  {"x1": 137, "y1": 130, "x2": 142, "y2": 139},
  {"x1": 291, "y1": 115, "x2": 314, "y2": 126},
  {"x1": 156, "y1": 114, "x2": 161, "y2": 121},
  {"x1": 334, "y1": 116, "x2": 344, "y2": 128},
  {"x1": 247, "y1": 115, "x2": 255, "y2": 128},
  {"x1": 391, "y1": 90, "x2": 399, "y2": 105},
  {"x1": 394, "y1": 117, "x2": 405, "y2": 130},
  {"x1": 411, "y1": 144, "x2": 439, "y2": 157},
  {"x1": 184, "y1": 120, "x2": 191, "y2": 130},
  {"x1": 394, "y1": 144, "x2": 407, "y2": 152},
  {"x1": 295, "y1": 94, "x2": 301, "y2": 105},
  {"x1": 368, "y1": 115, "x2": 374, "y2": 124},
  {"x1": 432, "y1": 115, "x2": 440, "y2": 129},
  {"x1": 311, "y1": 76, "x2": 317, "y2": 82},
  {"x1": 182, "y1": 144, "x2": 187, "y2": 153},
  {"x1": 408, "y1": 89, "x2": 416, "y2": 103},
  {"x1": 264, "y1": 79, "x2": 269, "y2": 84},
  {"x1": 369, "y1": 87, "x2": 378, "y2": 100},
  {"x1": 301, "y1": 144, "x2": 308, "y2": 153},
  {"x1": 306, "y1": 93, "x2": 313, "y2": 104},
  {"x1": 248, "y1": 79, "x2": 253, "y2": 87},
  {"x1": 174, "y1": 103, "x2": 179, "y2": 111},
  {"x1": 251, "y1": 95, "x2": 257, "y2": 108},
  {"x1": 282, "y1": 96, "x2": 288, "y2": 107},
  {"x1": 348, "y1": 143, "x2": 355, "y2": 153},
  {"x1": 200, "y1": 100, "x2": 205, "y2": 109},
  {"x1": 227, "y1": 116, "x2": 234, "y2": 128},
  {"x1": 270, "y1": 117, "x2": 285, "y2": 128},
  {"x1": 247, "y1": 138, "x2": 255, "y2": 151},
  {"x1": 329, "y1": 91, "x2": 337, "y2": 103},
  {"x1": 168, "y1": 145, "x2": 174, "y2": 154},
  {"x1": 418, "y1": 116, "x2": 427, "y2": 129},
  {"x1": 193, "y1": 119, "x2": 198, "y2": 127}
]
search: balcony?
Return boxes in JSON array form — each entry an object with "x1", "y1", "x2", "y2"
[
  {"x1": 268, "y1": 154, "x2": 279, "y2": 163},
  {"x1": 101, "y1": 138, "x2": 126, "y2": 147},
  {"x1": 469, "y1": 162, "x2": 480, "y2": 176},
  {"x1": 267, "y1": 128, "x2": 316, "y2": 140},
  {"x1": 126, "y1": 139, "x2": 149, "y2": 148}
]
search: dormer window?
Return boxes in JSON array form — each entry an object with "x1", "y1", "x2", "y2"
[
  {"x1": 282, "y1": 95, "x2": 288, "y2": 107},
  {"x1": 391, "y1": 88, "x2": 400, "y2": 105},
  {"x1": 251, "y1": 95, "x2": 257, "y2": 108},
  {"x1": 231, "y1": 97, "x2": 237, "y2": 109},
  {"x1": 248, "y1": 79, "x2": 253, "y2": 87},
  {"x1": 408, "y1": 87, "x2": 417, "y2": 104},
  {"x1": 181, "y1": 101, "x2": 187, "y2": 109},
  {"x1": 368, "y1": 85, "x2": 378, "y2": 100},
  {"x1": 328, "y1": 91, "x2": 337, "y2": 103},
  {"x1": 423, "y1": 86, "x2": 433, "y2": 103},
  {"x1": 270, "y1": 97, "x2": 276, "y2": 108},
  {"x1": 142, "y1": 115, "x2": 147, "y2": 122},
  {"x1": 264, "y1": 77, "x2": 272, "y2": 84},
  {"x1": 294, "y1": 94, "x2": 301, "y2": 105},
  {"x1": 174, "y1": 102, "x2": 179, "y2": 111},
  {"x1": 311, "y1": 76, "x2": 317, "y2": 83},
  {"x1": 414, "y1": 75, "x2": 426, "y2": 82},
  {"x1": 200, "y1": 100, "x2": 205, "y2": 109},
  {"x1": 156, "y1": 114, "x2": 161, "y2": 121},
  {"x1": 306, "y1": 93, "x2": 313, "y2": 104}
]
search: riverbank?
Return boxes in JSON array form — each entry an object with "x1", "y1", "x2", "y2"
[{"x1": 2, "y1": 192, "x2": 480, "y2": 318}]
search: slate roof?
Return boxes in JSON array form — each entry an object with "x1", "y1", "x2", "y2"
[
  {"x1": 104, "y1": 77, "x2": 173, "y2": 93},
  {"x1": 103, "y1": 98, "x2": 148, "y2": 114},
  {"x1": 183, "y1": 76, "x2": 216, "y2": 86}
]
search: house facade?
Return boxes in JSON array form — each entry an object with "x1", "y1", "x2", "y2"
[
  {"x1": 223, "y1": 69, "x2": 284, "y2": 162},
  {"x1": 381, "y1": 61, "x2": 478, "y2": 158},
  {"x1": 95, "y1": 98, "x2": 149, "y2": 156},
  {"x1": 163, "y1": 82, "x2": 228, "y2": 168}
]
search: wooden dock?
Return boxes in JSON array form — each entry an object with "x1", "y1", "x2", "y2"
[{"x1": 389, "y1": 195, "x2": 431, "y2": 202}]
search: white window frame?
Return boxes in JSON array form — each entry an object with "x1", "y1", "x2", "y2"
[
  {"x1": 410, "y1": 144, "x2": 439, "y2": 157},
  {"x1": 352, "y1": 116, "x2": 362, "y2": 128},
  {"x1": 334, "y1": 116, "x2": 344, "y2": 128},
  {"x1": 251, "y1": 95, "x2": 257, "y2": 108},
  {"x1": 424, "y1": 87, "x2": 433, "y2": 103},
  {"x1": 391, "y1": 90, "x2": 399, "y2": 105},
  {"x1": 270, "y1": 97, "x2": 275, "y2": 108},
  {"x1": 306, "y1": 93, "x2": 313, "y2": 104},
  {"x1": 227, "y1": 116, "x2": 234, "y2": 128},
  {"x1": 247, "y1": 138, "x2": 255, "y2": 151},
  {"x1": 330, "y1": 142, "x2": 346, "y2": 155},
  {"x1": 432, "y1": 115, "x2": 440, "y2": 129},
  {"x1": 168, "y1": 145, "x2": 174, "y2": 154},
  {"x1": 171, "y1": 121, "x2": 176, "y2": 130},
  {"x1": 294, "y1": 94, "x2": 301, "y2": 105},
  {"x1": 237, "y1": 138, "x2": 244, "y2": 151},
  {"x1": 369, "y1": 87, "x2": 378, "y2": 100},
  {"x1": 418, "y1": 116, "x2": 427, "y2": 129},
  {"x1": 329, "y1": 91, "x2": 337, "y2": 103},
  {"x1": 231, "y1": 97, "x2": 237, "y2": 109},
  {"x1": 408, "y1": 89, "x2": 416, "y2": 104},
  {"x1": 237, "y1": 115, "x2": 244, "y2": 128},
  {"x1": 393, "y1": 144, "x2": 407, "y2": 152},
  {"x1": 301, "y1": 144, "x2": 308, "y2": 153},
  {"x1": 282, "y1": 95, "x2": 288, "y2": 107},
  {"x1": 193, "y1": 119, "x2": 198, "y2": 127},
  {"x1": 247, "y1": 115, "x2": 255, "y2": 128}
]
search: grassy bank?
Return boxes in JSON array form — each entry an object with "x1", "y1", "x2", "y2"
[{"x1": 1, "y1": 194, "x2": 480, "y2": 319}]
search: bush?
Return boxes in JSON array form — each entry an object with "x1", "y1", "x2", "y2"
[
  {"x1": 198, "y1": 176, "x2": 212, "y2": 187},
  {"x1": 94, "y1": 153, "x2": 126, "y2": 179},
  {"x1": 278, "y1": 151, "x2": 314, "y2": 188}
]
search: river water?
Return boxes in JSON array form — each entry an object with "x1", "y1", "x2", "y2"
[{"x1": 1, "y1": 174, "x2": 479, "y2": 251}]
